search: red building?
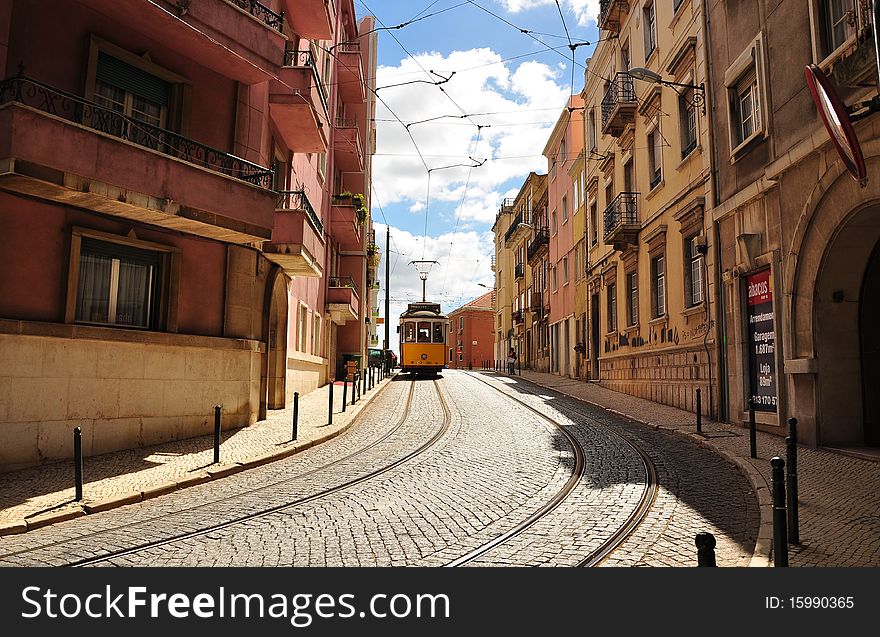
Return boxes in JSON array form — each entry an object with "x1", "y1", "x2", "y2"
[{"x1": 447, "y1": 291, "x2": 495, "y2": 370}]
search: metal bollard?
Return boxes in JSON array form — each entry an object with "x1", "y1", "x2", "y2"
[
  {"x1": 362, "y1": 369, "x2": 367, "y2": 395},
  {"x1": 518, "y1": 359, "x2": 521, "y2": 375},
  {"x1": 787, "y1": 417, "x2": 800, "y2": 545},
  {"x1": 73, "y1": 426, "x2": 83, "y2": 501},
  {"x1": 696, "y1": 388, "x2": 702, "y2": 434},
  {"x1": 328, "y1": 380, "x2": 334, "y2": 425},
  {"x1": 695, "y1": 532, "x2": 716, "y2": 567},
  {"x1": 748, "y1": 398, "x2": 758, "y2": 459},
  {"x1": 354, "y1": 373, "x2": 359, "y2": 403},
  {"x1": 292, "y1": 392, "x2": 299, "y2": 441},
  {"x1": 213, "y1": 404, "x2": 222, "y2": 464},
  {"x1": 771, "y1": 456, "x2": 789, "y2": 567},
  {"x1": 342, "y1": 377, "x2": 348, "y2": 412}
]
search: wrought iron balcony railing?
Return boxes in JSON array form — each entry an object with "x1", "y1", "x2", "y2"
[
  {"x1": 527, "y1": 227, "x2": 549, "y2": 261},
  {"x1": 512, "y1": 309, "x2": 524, "y2": 324},
  {"x1": 329, "y1": 275, "x2": 359, "y2": 296},
  {"x1": 338, "y1": 42, "x2": 361, "y2": 54},
  {"x1": 229, "y1": 0, "x2": 284, "y2": 32},
  {"x1": 529, "y1": 292, "x2": 543, "y2": 312},
  {"x1": 0, "y1": 74, "x2": 275, "y2": 189},
  {"x1": 282, "y1": 49, "x2": 329, "y2": 117},
  {"x1": 603, "y1": 191, "x2": 640, "y2": 243},
  {"x1": 504, "y1": 211, "x2": 524, "y2": 243},
  {"x1": 276, "y1": 190, "x2": 323, "y2": 235},
  {"x1": 601, "y1": 72, "x2": 636, "y2": 130},
  {"x1": 514, "y1": 262, "x2": 524, "y2": 279}
]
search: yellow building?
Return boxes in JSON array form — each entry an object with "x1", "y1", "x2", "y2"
[
  {"x1": 581, "y1": 0, "x2": 715, "y2": 414},
  {"x1": 568, "y1": 150, "x2": 588, "y2": 378},
  {"x1": 491, "y1": 198, "x2": 516, "y2": 365}
]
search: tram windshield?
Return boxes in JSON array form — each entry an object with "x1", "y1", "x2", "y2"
[
  {"x1": 404, "y1": 322, "x2": 416, "y2": 342},
  {"x1": 417, "y1": 322, "x2": 431, "y2": 343},
  {"x1": 433, "y1": 323, "x2": 444, "y2": 343}
]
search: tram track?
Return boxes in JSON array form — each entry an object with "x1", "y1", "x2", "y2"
[
  {"x1": 448, "y1": 371, "x2": 658, "y2": 567},
  {"x1": 1, "y1": 378, "x2": 453, "y2": 566}
]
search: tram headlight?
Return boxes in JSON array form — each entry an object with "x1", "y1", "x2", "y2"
[{"x1": 421, "y1": 353, "x2": 427, "y2": 360}]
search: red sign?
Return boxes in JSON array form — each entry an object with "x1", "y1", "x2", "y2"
[{"x1": 746, "y1": 268, "x2": 772, "y2": 306}]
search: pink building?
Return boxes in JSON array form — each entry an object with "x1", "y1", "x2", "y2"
[
  {"x1": 543, "y1": 95, "x2": 584, "y2": 377},
  {"x1": 0, "y1": 0, "x2": 376, "y2": 470}
]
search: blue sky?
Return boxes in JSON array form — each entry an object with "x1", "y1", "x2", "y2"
[{"x1": 351, "y1": 1, "x2": 601, "y2": 351}]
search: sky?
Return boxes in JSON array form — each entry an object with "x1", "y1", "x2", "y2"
[{"x1": 353, "y1": 0, "x2": 601, "y2": 353}]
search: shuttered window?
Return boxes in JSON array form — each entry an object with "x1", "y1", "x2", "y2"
[{"x1": 93, "y1": 52, "x2": 169, "y2": 128}]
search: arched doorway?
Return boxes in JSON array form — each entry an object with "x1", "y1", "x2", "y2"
[
  {"x1": 263, "y1": 268, "x2": 288, "y2": 416},
  {"x1": 813, "y1": 203, "x2": 880, "y2": 447}
]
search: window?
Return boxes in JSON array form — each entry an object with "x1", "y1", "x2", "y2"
[
  {"x1": 563, "y1": 256, "x2": 569, "y2": 284},
  {"x1": 607, "y1": 283, "x2": 617, "y2": 333},
  {"x1": 552, "y1": 266, "x2": 558, "y2": 292},
  {"x1": 643, "y1": 3, "x2": 657, "y2": 59},
  {"x1": 626, "y1": 271, "x2": 638, "y2": 326},
  {"x1": 560, "y1": 137, "x2": 567, "y2": 168},
  {"x1": 574, "y1": 245, "x2": 580, "y2": 281},
  {"x1": 313, "y1": 314, "x2": 321, "y2": 355},
  {"x1": 572, "y1": 179, "x2": 579, "y2": 212},
  {"x1": 815, "y1": 0, "x2": 856, "y2": 60},
  {"x1": 650, "y1": 255, "x2": 666, "y2": 318},
  {"x1": 647, "y1": 128, "x2": 662, "y2": 189},
  {"x1": 562, "y1": 195, "x2": 568, "y2": 223},
  {"x1": 552, "y1": 209, "x2": 558, "y2": 234},
  {"x1": 673, "y1": 0, "x2": 685, "y2": 11},
  {"x1": 590, "y1": 202, "x2": 598, "y2": 246},
  {"x1": 417, "y1": 322, "x2": 431, "y2": 343},
  {"x1": 588, "y1": 108, "x2": 597, "y2": 150},
  {"x1": 734, "y1": 71, "x2": 761, "y2": 147},
  {"x1": 75, "y1": 237, "x2": 161, "y2": 329},
  {"x1": 725, "y1": 37, "x2": 766, "y2": 154},
  {"x1": 298, "y1": 305, "x2": 309, "y2": 352},
  {"x1": 680, "y1": 91, "x2": 697, "y2": 157},
  {"x1": 404, "y1": 322, "x2": 416, "y2": 342},
  {"x1": 433, "y1": 322, "x2": 444, "y2": 343},
  {"x1": 458, "y1": 316, "x2": 464, "y2": 332},
  {"x1": 621, "y1": 43, "x2": 630, "y2": 71},
  {"x1": 685, "y1": 236, "x2": 704, "y2": 307}
]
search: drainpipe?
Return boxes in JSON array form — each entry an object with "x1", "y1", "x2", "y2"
[{"x1": 873, "y1": 1, "x2": 880, "y2": 87}]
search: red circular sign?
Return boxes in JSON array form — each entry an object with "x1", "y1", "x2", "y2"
[{"x1": 805, "y1": 63, "x2": 867, "y2": 183}]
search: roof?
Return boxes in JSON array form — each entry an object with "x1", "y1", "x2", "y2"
[{"x1": 448, "y1": 290, "x2": 495, "y2": 315}]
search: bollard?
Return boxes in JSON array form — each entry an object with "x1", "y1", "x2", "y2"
[
  {"x1": 787, "y1": 417, "x2": 800, "y2": 545},
  {"x1": 213, "y1": 404, "x2": 222, "y2": 464},
  {"x1": 73, "y1": 426, "x2": 83, "y2": 501},
  {"x1": 771, "y1": 456, "x2": 789, "y2": 567},
  {"x1": 354, "y1": 373, "x2": 359, "y2": 403},
  {"x1": 363, "y1": 369, "x2": 367, "y2": 395},
  {"x1": 292, "y1": 392, "x2": 299, "y2": 441},
  {"x1": 748, "y1": 397, "x2": 758, "y2": 459},
  {"x1": 696, "y1": 388, "x2": 702, "y2": 434},
  {"x1": 695, "y1": 532, "x2": 716, "y2": 567},
  {"x1": 328, "y1": 380, "x2": 334, "y2": 425},
  {"x1": 342, "y1": 377, "x2": 348, "y2": 412},
  {"x1": 518, "y1": 359, "x2": 521, "y2": 375}
]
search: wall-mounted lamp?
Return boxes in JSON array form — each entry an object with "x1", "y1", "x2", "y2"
[{"x1": 627, "y1": 67, "x2": 706, "y2": 114}]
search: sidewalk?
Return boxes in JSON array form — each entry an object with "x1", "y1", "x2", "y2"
[
  {"x1": 0, "y1": 373, "x2": 392, "y2": 534},
  {"x1": 504, "y1": 368, "x2": 880, "y2": 567},
  {"x1": 2, "y1": 368, "x2": 878, "y2": 567}
]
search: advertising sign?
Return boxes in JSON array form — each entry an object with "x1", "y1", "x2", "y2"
[{"x1": 746, "y1": 268, "x2": 776, "y2": 412}]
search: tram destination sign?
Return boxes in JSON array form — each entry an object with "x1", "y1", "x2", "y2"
[{"x1": 746, "y1": 268, "x2": 777, "y2": 412}]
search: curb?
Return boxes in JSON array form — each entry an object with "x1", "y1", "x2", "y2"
[
  {"x1": 3, "y1": 375, "x2": 395, "y2": 536},
  {"x1": 489, "y1": 371, "x2": 774, "y2": 567}
]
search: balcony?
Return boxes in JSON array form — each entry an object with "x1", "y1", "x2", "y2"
[
  {"x1": 330, "y1": 193, "x2": 365, "y2": 250},
  {"x1": 603, "y1": 192, "x2": 640, "y2": 250},
  {"x1": 514, "y1": 263, "x2": 524, "y2": 280},
  {"x1": 77, "y1": 0, "x2": 284, "y2": 84},
  {"x1": 601, "y1": 73, "x2": 637, "y2": 137},
  {"x1": 0, "y1": 75, "x2": 276, "y2": 243},
  {"x1": 490, "y1": 255, "x2": 496, "y2": 271},
  {"x1": 527, "y1": 227, "x2": 550, "y2": 263},
  {"x1": 263, "y1": 190, "x2": 324, "y2": 277},
  {"x1": 505, "y1": 210, "x2": 532, "y2": 247},
  {"x1": 327, "y1": 276, "x2": 360, "y2": 324},
  {"x1": 336, "y1": 42, "x2": 366, "y2": 104},
  {"x1": 530, "y1": 293, "x2": 543, "y2": 315},
  {"x1": 281, "y1": 0, "x2": 332, "y2": 39},
  {"x1": 333, "y1": 118, "x2": 364, "y2": 173},
  {"x1": 269, "y1": 50, "x2": 329, "y2": 153},
  {"x1": 512, "y1": 309, "x2": 524, "y2": 325},
  {"x1": 598, "y1": 0, "x2": 630, "y2": 36}
]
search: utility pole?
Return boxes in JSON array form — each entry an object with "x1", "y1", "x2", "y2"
[{"x1": 384, "y1": 224, "x2": 390, "y2": 351}]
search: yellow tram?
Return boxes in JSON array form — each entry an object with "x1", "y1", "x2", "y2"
[{"x1": 398, "y1": 302, "x2": 448, "y2": 375}]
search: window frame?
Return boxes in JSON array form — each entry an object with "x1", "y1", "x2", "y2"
[
  {"x1": 626, "y1": 270, "x2": 639, "y2": 327},
  {"x1": 643, "y1": 2, "x2": 657, "y2": 61},
  {"x1": 808, "y1": 0, "x2": 858, "y2": 66},
  {"x1": 724, "y1": 35, "x2": 768, "y2": 158},
  {"x1": 679, "y1": 89, "x2": 698, "y2": 158},
  {"x1": 607, "y1": 282, "x2": 617, "y2": 334},
  {"x1": 684, "y1": 235, "x2": 705, "y2": 308},
  {"x1": 647, "y1": 126, "x2": 663, "y2": 190},
  {"x1": 651, "y1": 254, "x2": 666, "y2": 318}
]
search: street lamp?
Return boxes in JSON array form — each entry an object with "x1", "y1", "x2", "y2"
[{"x1": 627, "y1": 67, "x2": 706, "y2": 114}]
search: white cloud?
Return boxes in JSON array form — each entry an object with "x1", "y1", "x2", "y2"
[
  {"x1": 374, "y1": 223, "x2": 495, "y2": 354},
  {"x1": 495, "y1": 0, "x2": 600, "y2": 26},
  {"x1": 373, "y1": 48, "x2": 567, "y2": 210}
]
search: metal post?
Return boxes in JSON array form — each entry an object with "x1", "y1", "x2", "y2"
[
  {"x1": 342, "y1": 377, "x2": 348, "y2": 412},
  {"x1": 695, "y1": 532, "x2": 716, "y2": 567},
  {"x1": 786, "y1": 417, "x2": 800, "y2": 545},
  {"x1": 73, "y1": 426, "x2": 83, "y2": 501},
  {"x1": 328, "y1": 380, "x2": 334, "y2": 425},
  {"x1": 354, "y1": 373, "x2": 359, "y2": 403},
  {"x1": 518, "y1": 358, "x2": 521, "y2": 375},
  {"x1": 771, "y1": 456, "x2": 789, "y2": 567},
  {"x1": 213, "y1": 404, "x2": 221, "y2": 464},
  {"x1": 696, "y1": 388, "x2": 702, "y2": 434},
  {"x1": 748, "y1": 397, "x2": 758, "y2": 459},
  {"x1": 292, "y1": 392, "x2": 299, "y2": 441}
]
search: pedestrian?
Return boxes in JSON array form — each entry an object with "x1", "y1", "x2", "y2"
[{"x1": 507, "y1": 348, "x2": 517, "y2": 375}]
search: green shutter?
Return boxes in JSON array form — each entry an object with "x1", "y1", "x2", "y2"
[{"x1": 96, "y1": 52, "x2": 170, "y2": 105}]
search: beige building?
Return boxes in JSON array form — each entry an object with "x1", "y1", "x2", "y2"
[{"x1": 581, "y1": 0, "x2": 715, "y2": 414}]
